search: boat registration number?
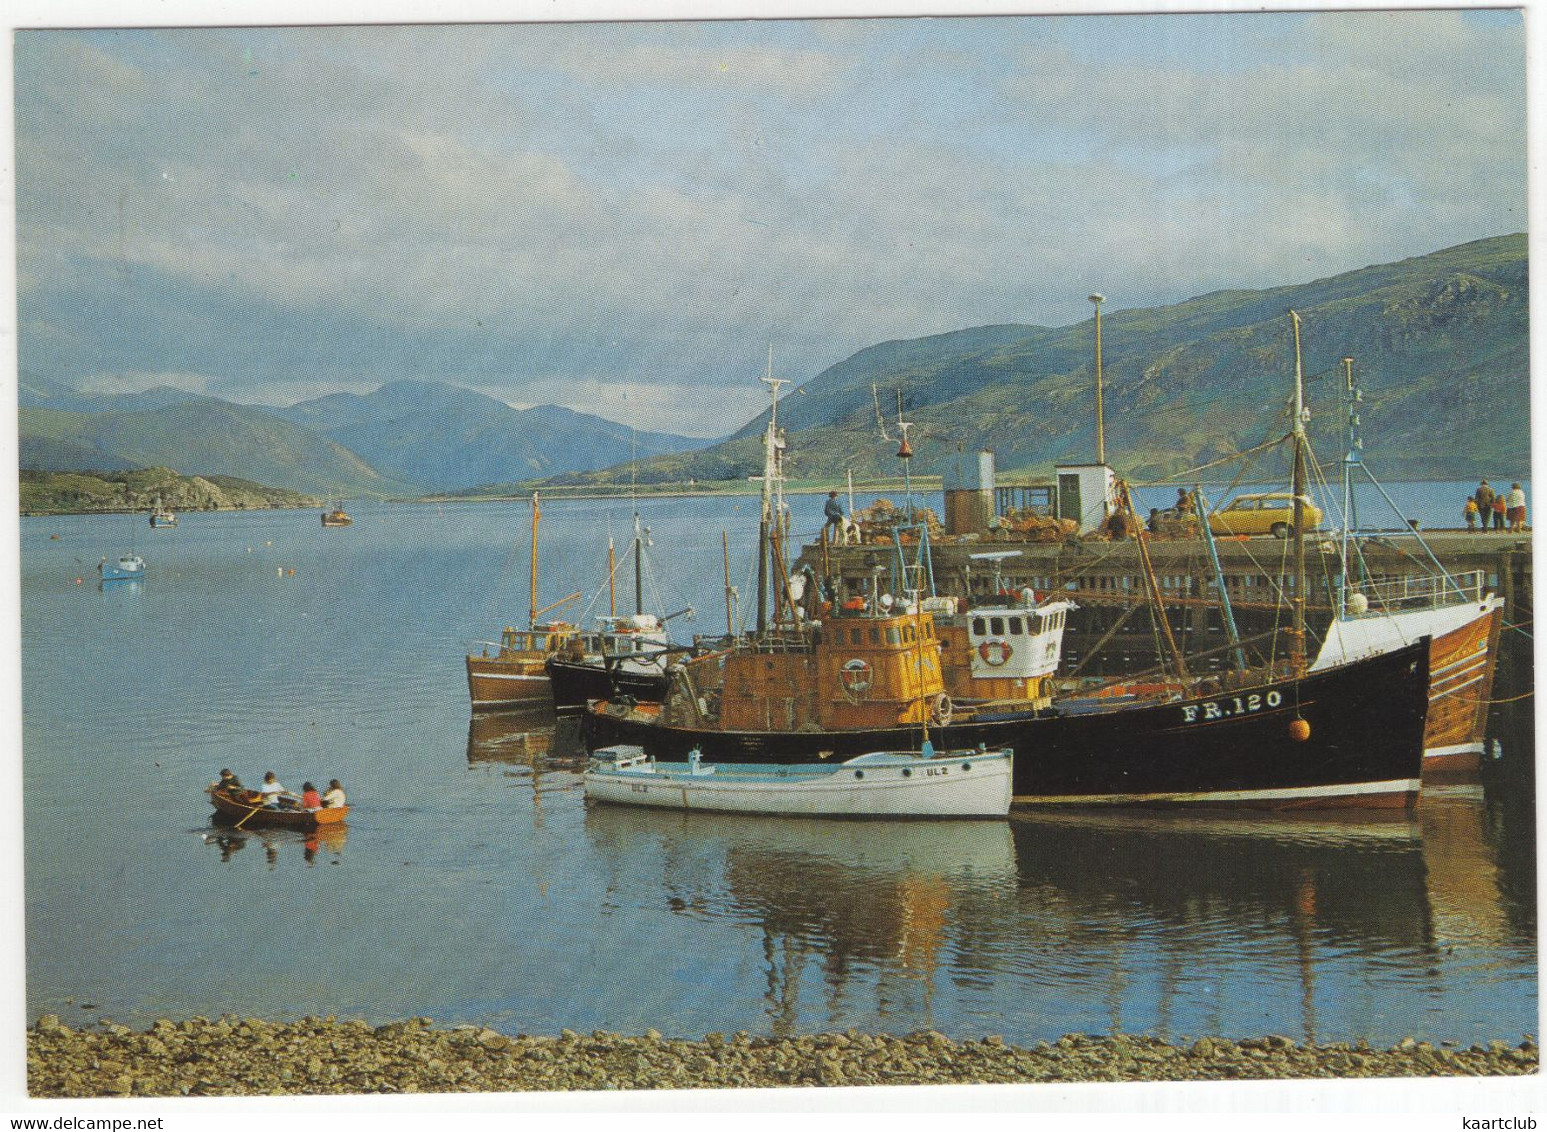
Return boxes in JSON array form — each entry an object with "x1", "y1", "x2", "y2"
[{"x1": 1180, "y1": 690, "x2": 1282, "y2": 723}]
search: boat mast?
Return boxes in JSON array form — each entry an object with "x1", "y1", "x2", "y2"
[
  {"x1": 1340, "y1": 356, "x2": 1360, "y2": 619},
  {"x1": 633, "y1": 512, "x2": 644, "y2": 617},
  {"x1": 1288, "y1": 310, "x2": 1309, "y2": 677},
  {"x1": 723, "y1": 530, "x2": 735, "y2": 637},
  {"x1": 757, "y1": 354, "x2": 789, "y2": 637},
  {"x1": 529, "y1": 492, "x2": 541, "y2": 630},
  {"x1": 608, "y1": 537, "x2": 616, "y2": 618}
]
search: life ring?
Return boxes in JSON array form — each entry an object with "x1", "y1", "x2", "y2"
[
  {"x1": 978, "y1": 638, "x2": 1013, "y2": 666},
  {"x1": 932, "y1": 692, "x2": 953, "y2": 726},
  {"x1": 842, "y1": 598, "x2": 867, "y2": 612},
  {"x1": 840, "y1": 658, "x2": 873, "y2": 699}
]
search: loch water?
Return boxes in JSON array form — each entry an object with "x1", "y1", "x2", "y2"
[{"x1": 20, "y1": 489, "x2": 1536, "y2": 1047}]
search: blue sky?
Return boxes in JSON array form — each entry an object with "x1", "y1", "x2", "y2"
[{"x1": 12, "y1": 8, "x2": 1528, "y2": 436}]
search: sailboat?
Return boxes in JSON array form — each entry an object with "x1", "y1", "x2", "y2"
[
  {"x1": 1305, "y1": 357, "x2": 1504, "y2": 777},
  {"x1": 583, "y1": 343, "x2": 1430, "y2": 810},
  {"x1": 466, "y1": 492, "x2": 598, "y2": 710}
]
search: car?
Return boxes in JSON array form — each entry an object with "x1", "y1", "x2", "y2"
[{"x1": 1207, "y1": 492, "x2": 1323, "y2": 538}]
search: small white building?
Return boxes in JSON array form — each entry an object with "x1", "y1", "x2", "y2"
[{"x1": 1055, "y1": 463, "x2": 1117, "y2": 534}]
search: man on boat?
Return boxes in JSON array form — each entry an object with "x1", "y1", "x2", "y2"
[
  {"x1": 823, "y1": 491, "x2": 848, "y2": 545},
  {"x1": 214, "y1": 769, "x2": 244, "y2": 795}
]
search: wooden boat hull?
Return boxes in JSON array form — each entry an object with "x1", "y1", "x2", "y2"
[
  {"x1": 584, "y1": 750, "x2": 1012, "y2": 818},
  {"x1": 1312, "y1": 597, "x2": 1503, "y2": 777},
  {"x1": 465, "y1": 653, "x2": 552, "y2": 710},
  {"x1": 583, "y1": 640, "x2": 1430, "y2": 811},
  {"x1": 209, "y1": 788, "x2": 348, "y2": 830},
  {"x1": 546, "y1": 655, "x2": 671, "y2": 713}
]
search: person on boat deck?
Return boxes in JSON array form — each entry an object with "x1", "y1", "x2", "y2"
[
  {"x1": 1173, "y1": 488, "x2": 1194, "y2": 515},
  {"x1": 322, "y1": 779, "x2": 346, "y2": 808},
  {"x1": 1148, "y1": 508, "x2": 1162, "y2": 535},
  {"x1": 1507, "y1": 483, "x2": 1527, "y2": 532},
  {"x1": 258, "y1": 771, "x2": 299, "y2": 809},
  {"x1": 823, "y1": 491, "x2": 846, "y2": 544},
  {"x1": 301, "y1": 782, "x2": 322, "y2": 810}
]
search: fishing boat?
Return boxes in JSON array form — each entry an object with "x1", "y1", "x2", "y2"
[
  {"x1": 583, "y1": 345, "x2": 1430, "y2": 811},
  {"x1": 98, "y1": 553, "x2": 145, "y2": 581},
  {"x1": 207, "y1": 785, "x2": 348, "y2": 830},
  {"x1": 583, "y1": 743, "x2": 1012, "y2": 818},
  {"x1": 542, "y1": 510, "x2": 696, "y2": 713},
  {"x1": 1304, "y1": 358, "x2": 1505, "y2": 778},
  {"x1": 321, "y1": 505, "x2": 352, "y2": 527},
  {"x1": 465, "y1": 492, "x2": 597, "y2": 710},
  {"x1": 149, "y1": 495, "x2": 177, "y2": 528}
]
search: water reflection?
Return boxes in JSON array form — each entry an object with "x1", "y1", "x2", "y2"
[
  {"x1": 583, "y1": 806, "x2": 1014, "y2": 1034},
  {"x1": 200, "y1": 824, "x2": 347, "y2": 868}
]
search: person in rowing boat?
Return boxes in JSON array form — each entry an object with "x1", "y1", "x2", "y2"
[
  {"x1": 322, "y1": 779, "x2": 346, "y2": 808},
  {"x1": 214, "y1": 768, "x2": 243, "y2": 795},
  {"x1": 258, "y1": 771, "x2": 302, "y2": 810},
  {"x1": 301, "y1": 782, "x2": 322, "y2": 810}
]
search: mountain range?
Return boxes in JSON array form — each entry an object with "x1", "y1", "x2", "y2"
[
  {"x1": 18, "y1": 234, "x2": 1529, "y2": 496},
  {"x1": 18, "y1": 379, "x2": 705, "y2": 496},
  {"x1": 543, "y1": 233, "x2": 1529, "y2": 488}
]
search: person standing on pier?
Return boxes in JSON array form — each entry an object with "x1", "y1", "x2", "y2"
[
  {"x1": 1475, "y1": 480, "x2": 1496, "y2": 530},
  {"x1": 1492, "y1": 491, "x2": 1508, "y2": 531},
  {"x1": 1507, "y1": 483, "x2": 1527, "y2": 532},
  {"x1": 1464, "y1": 497, "x2": 1480, "y2": 531}
]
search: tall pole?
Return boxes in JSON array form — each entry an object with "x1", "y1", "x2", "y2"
[
  {"x1": 1288, "y1": 310, "x2": 1308, "y2": 677},
  {"x1": 723, "y1": 530, "x2": 735, "y2": 637},
  {"x1": 633, "y1": 513, "x2": 644, "y2": 616},
  {"x1": 607, "y1": 537, "x2": 616, "y2": 618},
  {"x1": 528, "y1": 492, "x2": 540, "y2": 629},
  {"x1": 757, "y1": 358, "x2": 789, "y2": 637},
  {"x1": 1340, "y1": 356, "x2": 1358, "y2": 618},
  {"x1": 1090, "y1": 293, "x2": 1106, "y2": 466}
]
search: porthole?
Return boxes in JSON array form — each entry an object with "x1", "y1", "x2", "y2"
[
  {"x1": 902, "y1": 768, "x2": 912, "y2": 778},
  {"x1": 854, "y1": 770, "x2": 864, "y2": 779},
  {"x1": 962, "y1": 763, "x2": 971, "y2": 772}
]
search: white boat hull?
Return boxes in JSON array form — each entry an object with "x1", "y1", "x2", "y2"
[{"x1": 584, "y1": 750, "x2": 1011, "y2": 819}]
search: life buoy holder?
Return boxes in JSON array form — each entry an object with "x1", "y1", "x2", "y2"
[
  {"x1": 932, "y1": 692, "x2": 953, "y2": 726},
  {"x1": 978, "y1": 638, "x2": 1013, "y2": 666}
]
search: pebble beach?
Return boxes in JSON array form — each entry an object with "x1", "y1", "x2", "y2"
[{"x1": 26, "y1": 1016, "x2": 1539, "y2": 1097}]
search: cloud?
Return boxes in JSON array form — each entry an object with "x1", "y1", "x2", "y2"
[{"x1": 14, "y1": 13, "x2": 1526, "y2": 434}]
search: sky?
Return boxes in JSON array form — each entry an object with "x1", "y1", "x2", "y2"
[{"x1": 11, "y1": 6, "x2": 1529, "y2": 437}]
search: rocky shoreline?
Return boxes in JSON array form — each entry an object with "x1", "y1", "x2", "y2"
[{"x1": 26, "y1": 1016, "x2": 1538, "y2": 1096}]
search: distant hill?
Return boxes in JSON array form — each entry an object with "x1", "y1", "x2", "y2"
[
  {"x1": 271, "y1": 380, "x2": 704, "y2": 491},
  {"x1": 20, "y1": 466, "x2": 320, "y2": 515},
  {"x1": 554, "y1": 233, "x2": 1529, "y2": 486},
  {"x1": 18, "y1": 401, "x2": 414, "y2": 497}
]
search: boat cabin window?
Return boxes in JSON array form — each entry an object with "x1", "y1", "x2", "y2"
[
  {"x1": 850, "y1": 628, "x2": 862, "y2": 645},
  {"x1": 869, "y1": 628, "x2": 881, "y2": 645},
  {"x1": 886, "y1": 627, "x2": 900, "y2": 645},
  {"x1": 1007, "y1": 616, "x2": 1023, "y2": 636},
  {"x1": 990, "y1": 617, "x2": 1005, "y2": 636},
  {"x1": 903, "y1": 625, "x2": 915, "y2": 643},
  {"x1": 972, "y1": 617, "x2": 986, "y2": 636},
  {"x1": 924, "y1": 622, "x2": 933, "y2": 639}
]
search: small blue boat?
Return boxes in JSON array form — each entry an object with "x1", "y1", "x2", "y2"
[{"x1": 99, "y1": 553, "x2": 146, "y2": 581}]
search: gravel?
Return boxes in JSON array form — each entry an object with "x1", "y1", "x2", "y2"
[{"x1": 26, "y1": 1015, "x2": 1538, "y2": 1097}]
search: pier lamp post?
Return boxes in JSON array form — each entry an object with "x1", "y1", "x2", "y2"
[{"x1": 1090, "y1": 293, "x2": 1106, "y2": 467}]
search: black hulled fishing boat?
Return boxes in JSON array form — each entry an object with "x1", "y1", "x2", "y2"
[{"x1": 584, "y1": 320, "x2": 1430, "y2": 810}]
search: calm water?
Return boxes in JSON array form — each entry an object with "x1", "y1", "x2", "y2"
[{"x1": 20, "y1": 488, "x2": 1536, "y2": 1046}]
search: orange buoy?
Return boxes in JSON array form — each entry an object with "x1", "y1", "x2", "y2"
[
  {"x1": 74, "y1": 577, "x2": 83, "y2": 585},
  {"x1": 1288, "y1": 718, "x2": 1311, "y2": 742}
]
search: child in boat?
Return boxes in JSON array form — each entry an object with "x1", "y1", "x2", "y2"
[
  {"x1": 301, "y1": 782, "x2": 322, "y2": 810},
  {"x1": 322, "y1": 779, "x2": 346, "y2": 808}
]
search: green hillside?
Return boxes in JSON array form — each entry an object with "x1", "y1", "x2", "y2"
[
  {"x1": 20, "y1": 467, "x2": 320, "y2": 515},
  {"x1": 550, "y1": 234, "x2": 1529, "y2": 487}
]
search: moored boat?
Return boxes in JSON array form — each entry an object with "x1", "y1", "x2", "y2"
[
  {"x1": 322, "y1": 505, "x2": 352, "y2": 527},
  {"x1": 98, "y1": 553, "x2": 145, "y2": 581},
  {"x1": 149, "y1": 495, "x2": 177, "y2": 528},
  {"x1": 207, "y1": 785, "x2": 349, "y2": 830},
  {"x1": 583, "y1": 743, "x2": 1012, "y2": 818}
]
